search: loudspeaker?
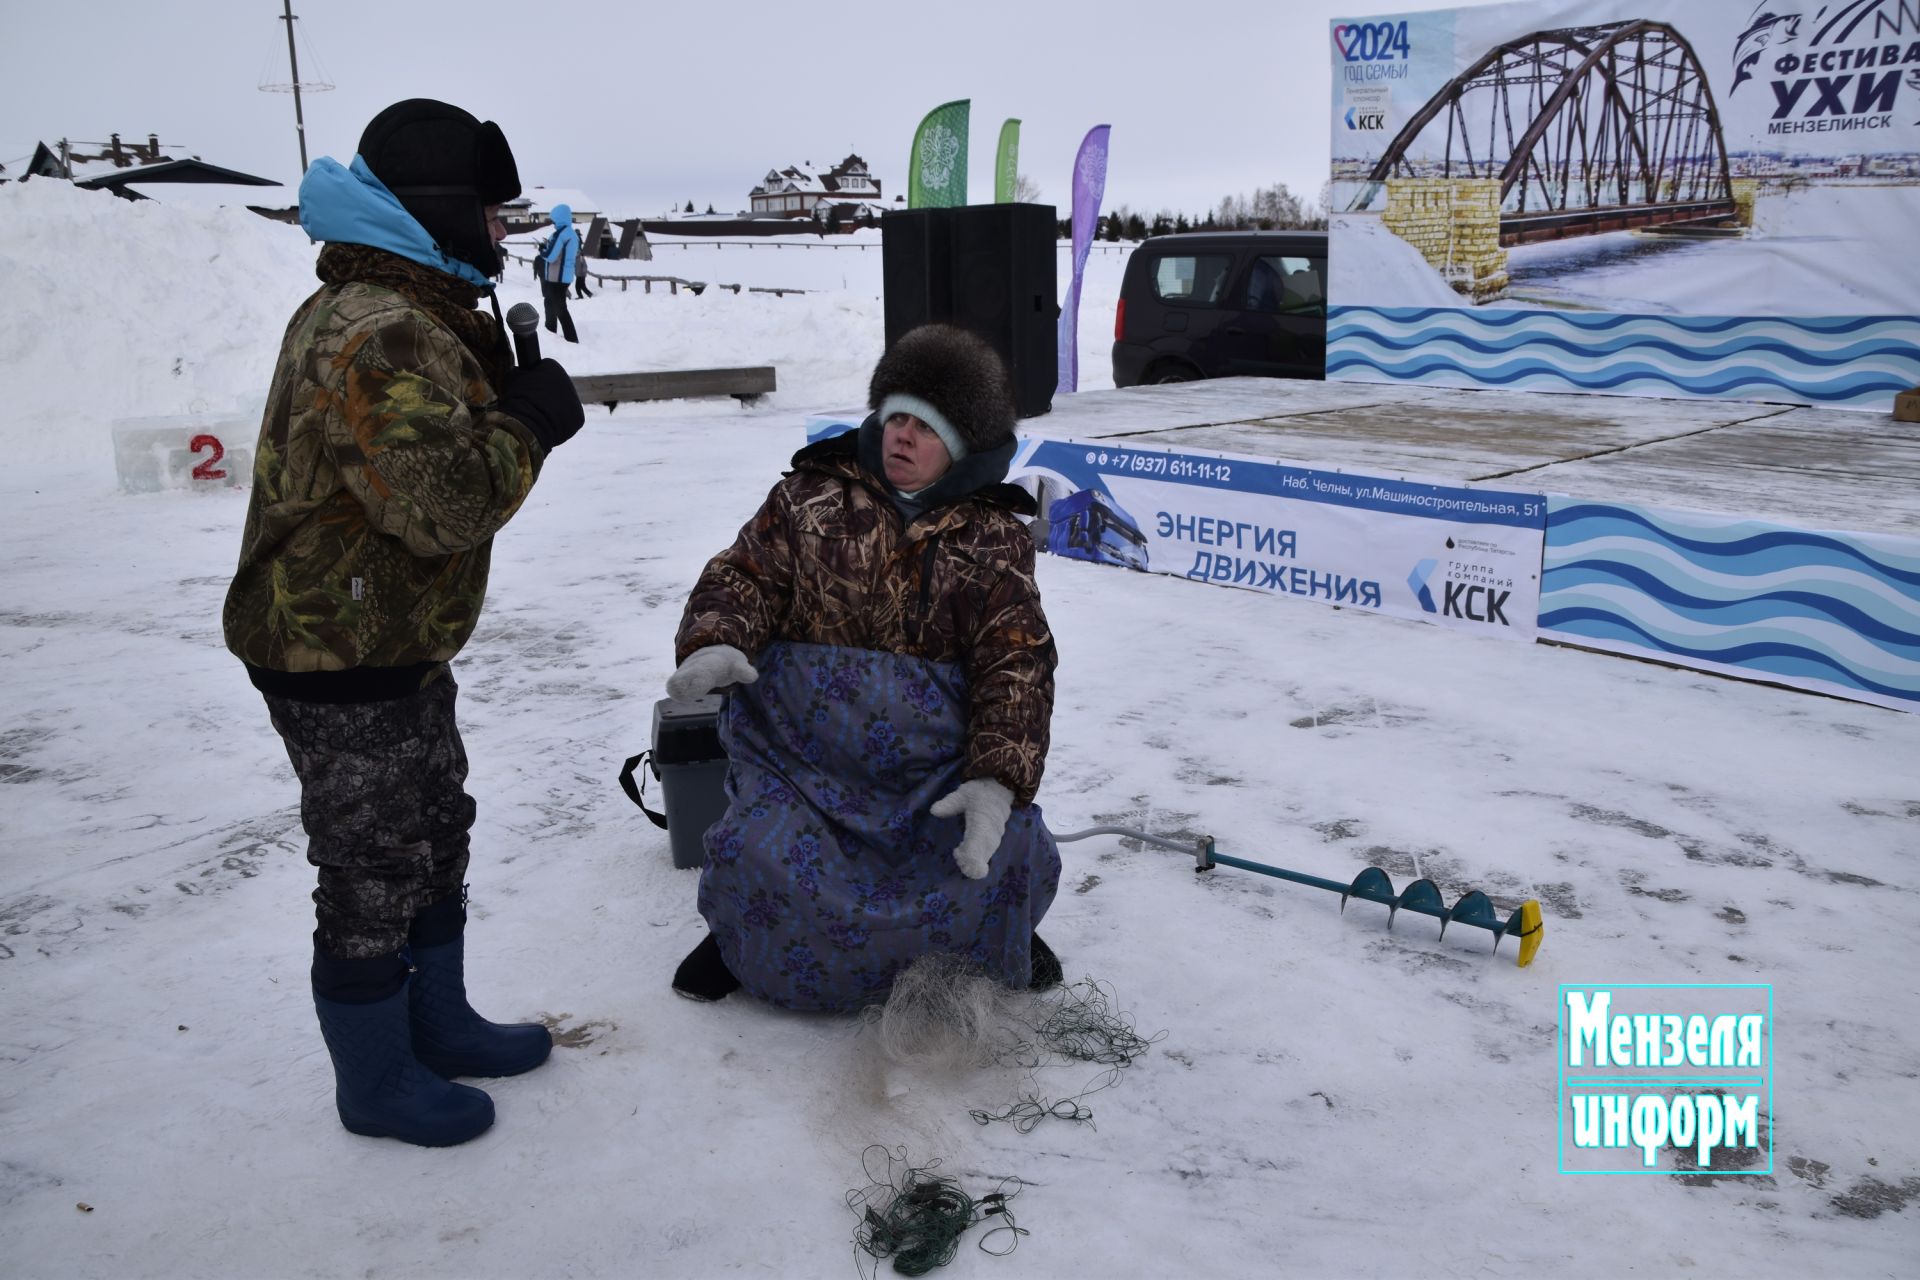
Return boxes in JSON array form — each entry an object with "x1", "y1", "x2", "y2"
[{"x1": 882, "y1": 204, "x2": 1058, "y2": 418}]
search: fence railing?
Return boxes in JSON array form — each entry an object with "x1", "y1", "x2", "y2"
[
  {"x1": 504, "y1": 236, "x2": 1138, "y2": 294},
  {"x1": 504, "y1": 251, "x2": 806, "y2": 297}
]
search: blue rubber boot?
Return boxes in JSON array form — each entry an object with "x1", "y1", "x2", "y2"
[
  {"x1": 312, "y1": 982, "x2": 495, "y2": 1147},
  {"x1": 408, "y1": 897, "x2": 553, "y2": 1080}
]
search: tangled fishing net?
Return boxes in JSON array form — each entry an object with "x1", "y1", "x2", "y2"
[
  {"x1": 861, "y1": 954, "x2": 1166, "y2": 1132},
  {"x1": 847, "y1": 1145, "x2": 1026, "y2": 1278}
]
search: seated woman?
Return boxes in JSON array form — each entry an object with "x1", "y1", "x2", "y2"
[{"x1": 664, "y1": 324, "x2": 1062, "y2": 1011}]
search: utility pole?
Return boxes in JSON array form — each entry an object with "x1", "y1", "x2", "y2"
[
  {"x1": 281, "y1": 0, "x2": 309, "y2": 173},
  {"x1": 260, "y1": 0, "x2": 331, "y2": 177}
]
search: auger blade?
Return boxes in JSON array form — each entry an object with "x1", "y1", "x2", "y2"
[
  {"x1": 1443, "y1": 889, "x2": 1500, "y2": 942},
  {"x1": 1342, "y1": 866, "x2": 1395, "y2": 914},
  {"x1": 1392, "y1": 878, "x2": 1445, "y2": 933}
]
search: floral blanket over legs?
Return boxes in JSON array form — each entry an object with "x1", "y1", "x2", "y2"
[{"x1": 698, "y1": 641, "x2": 1060, "y2": 1012}]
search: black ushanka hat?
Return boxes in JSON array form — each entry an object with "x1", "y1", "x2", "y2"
[
  {"x1": 358, "y1": 98, "x2": 520, "y2": 276},
  {"x1": 868, "y1": 324, "x2": 1017, "y2": 458}
]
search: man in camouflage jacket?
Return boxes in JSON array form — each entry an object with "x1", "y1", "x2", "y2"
[
  {"x1": 665, "y1": 324, "x2": 1062, "y2": 1004},
  {"x1": 222, "y1": 99, "x2": 584, "y2": 1148}
]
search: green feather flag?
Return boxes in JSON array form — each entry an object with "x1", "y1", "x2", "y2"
[
  {"x1": 995, "y1": 118, "x2": 1021, "y2": 203},
  {"x1": 908, "y1": 99, "x2": 970, "y2": 208}
]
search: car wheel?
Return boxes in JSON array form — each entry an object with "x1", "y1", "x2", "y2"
[{"x1": 1149, "y1": 364, "x2": 1197, "y2": 384}]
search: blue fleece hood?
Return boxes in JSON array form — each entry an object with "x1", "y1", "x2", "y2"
[
  {"x1": 549, "y1": 204, "x2": 573, "y2": 229},
  {"x1": 298, "y1": 155, "x2": 495, "y2": 289}
]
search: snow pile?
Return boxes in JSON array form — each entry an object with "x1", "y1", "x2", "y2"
[
  {"x1": 0, "y1": 181, "x2": 316, "y2": 465},
  {"x1": 0, "y1": 182, "x2": 1130, "y2": 476}
]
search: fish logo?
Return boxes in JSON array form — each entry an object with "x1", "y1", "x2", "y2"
[{"x1": 1730, "y1": 6, "x2": 1801, "y2": 95}]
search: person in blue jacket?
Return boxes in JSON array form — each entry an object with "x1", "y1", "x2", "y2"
[{"x1": 539, "y1": 203, "x2": 580, "y2": 342}]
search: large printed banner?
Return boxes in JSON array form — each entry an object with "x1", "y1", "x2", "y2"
[
  {"x1": 1327, "y1": 1, "x2": 1920, "y2": 409},
  {"x1": 1009, "y1": 436, "x2": 1547, "y2": 640},
  {"x1": 1540, "y1": 498, "x2": 1920, "y2": 711}
]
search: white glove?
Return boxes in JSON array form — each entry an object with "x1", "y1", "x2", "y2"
[
  {"x1": 929, "y1": 778, "x2": 1013, "y2": 880},
  {"x1": 665, "y1": 644, "x2": 758, "y2": 700}
]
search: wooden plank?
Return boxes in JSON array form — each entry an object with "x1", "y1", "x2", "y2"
[{"x1": 571, "y1": 367, "x2": 776, "y2": 407}]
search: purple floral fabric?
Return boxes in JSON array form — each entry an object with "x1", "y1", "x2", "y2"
[{"x1": 698, "y1": 640, "x2": 1060, "y2": 1011}]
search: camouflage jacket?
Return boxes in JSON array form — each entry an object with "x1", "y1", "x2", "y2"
[
  {"x1": 676, "y1": 433, "x2": 1056, "y2": 805},
  {"x1": 223, "y1": 245, "x2": 544, "y2": 675}
]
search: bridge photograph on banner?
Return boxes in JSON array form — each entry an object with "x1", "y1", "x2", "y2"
[{"x1": 1326, "y1": 0, "x2": 1920, "y2": 409}]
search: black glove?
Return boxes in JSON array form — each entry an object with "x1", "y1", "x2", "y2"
[{"x1": 499, "y1": 358, "x2": 585, "y2": 453}]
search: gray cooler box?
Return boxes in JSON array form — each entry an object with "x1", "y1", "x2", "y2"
[{"x1": 620, "y1": 695, "x2": 729, "y2": 869}]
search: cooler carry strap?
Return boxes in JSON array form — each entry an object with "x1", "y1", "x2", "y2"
[{"x1": 618, "y1": 750, "x2": 669, "y2": 829}]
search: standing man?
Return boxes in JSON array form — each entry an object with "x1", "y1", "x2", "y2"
[
  {"x1": 539, "y1": 202, "x2": 581, "y2": 342},
  {"x1": 223, "y1": 99, "x2": 586, "y2": 1148}
]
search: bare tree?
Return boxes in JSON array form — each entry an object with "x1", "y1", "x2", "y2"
[
  {"x1": 1216, "y1": 181, "x2": 1321, "y2": 230},
  {"x1": 1013, "y1": 173, "x2": 1042, "y2": 203}
]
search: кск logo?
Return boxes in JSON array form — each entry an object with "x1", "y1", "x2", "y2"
[
  {"x1": 1406, "y1": 557, "x2": 1511, "y2": 624},
  {"x1": 1345, "y1": 107, "x2": 1386, "y2": 130}
]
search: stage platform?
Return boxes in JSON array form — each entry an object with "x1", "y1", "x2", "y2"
[
  {"x1": 808, "y1": 380, "x2": 1919, "y2": 710},
  {"x1": 1025, "y1": 379, "x2": 1920, "y2": 538}
]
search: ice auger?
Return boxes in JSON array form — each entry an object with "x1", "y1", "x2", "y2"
[{"x1": 1054, "y1": 826, "x2": 1545, "y2": 968}]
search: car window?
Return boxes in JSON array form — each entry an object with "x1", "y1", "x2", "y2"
[
  {"x1": 1150, "y1": 254, "x2": 1232, "y2": 304},
  {"x1": 1244, "y1": 255, "x2": 1326, "y2": 315}
]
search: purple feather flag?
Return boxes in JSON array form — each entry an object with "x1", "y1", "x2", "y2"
[{"x1": 1057, "y1": 125, "x2": 1110, "y2": 395}]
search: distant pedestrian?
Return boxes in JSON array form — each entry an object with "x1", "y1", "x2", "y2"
[
  {"x1": 540, "y1": 203, "x2": 581, "y2": 342},
  {"x1": 574, "y1": 224, "x2": 593, "y2": 299}
]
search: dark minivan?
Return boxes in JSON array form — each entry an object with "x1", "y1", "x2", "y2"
[{"x1": 1111, "y1": 231, "x2": 1328, "y2": 387}]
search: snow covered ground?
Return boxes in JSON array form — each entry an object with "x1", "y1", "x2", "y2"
[{"x1": 2, "y1": 181, "x2": 1918, "y2": 1279}]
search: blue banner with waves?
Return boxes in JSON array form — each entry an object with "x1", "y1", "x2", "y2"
[
  {"x1": 1540, "y1": 499, "x2": 1920, "y2": 710},
  {"x1": 1329, "y1": 308, "x2": 1920, "y2": 408}
]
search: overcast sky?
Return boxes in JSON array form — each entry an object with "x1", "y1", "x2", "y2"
[{"x1": 1, "y1": 0, "x2": 1479, "y2": 220}]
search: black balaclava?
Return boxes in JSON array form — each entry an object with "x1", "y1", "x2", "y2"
[{"x1": 357, "y1": 99, "x2": 520, "y2": 276}]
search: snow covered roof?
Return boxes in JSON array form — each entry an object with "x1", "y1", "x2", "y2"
[
  {"x1": 118, "y1": 181, "x2": 295, "y2": 212},
  {"x1": 76, "y1": 160, "x2": 282, "y2": 194},
  {"x1": 2, "y1": 137, "x2": 279, "y2": 192},
  {"x1": 750, "y1": 154, "x2": 883, "y2": 201},
  {"x1": 753, "y1": 165, "x2": 828, "y2": 196}
]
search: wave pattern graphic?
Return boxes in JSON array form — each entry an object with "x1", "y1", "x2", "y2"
[
  {"x1": 1541, "y1": 501, "x2": 1920, "y2": 709},
  {"x1": 1328, "y1": 308, "x2": 1920, "y2": 407}
]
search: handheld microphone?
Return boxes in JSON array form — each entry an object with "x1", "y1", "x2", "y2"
[{"x1": 506, "y1": 302, "x2": 541, "y2": 368}]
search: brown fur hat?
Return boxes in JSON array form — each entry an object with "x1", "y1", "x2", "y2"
[{"x1": 868, "y1": 324, "x2": 1017, "y2": 453}]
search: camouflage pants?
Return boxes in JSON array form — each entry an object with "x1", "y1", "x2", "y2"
[{"x1": 263, "y1": 670, "x2": 475, "y2": 959}]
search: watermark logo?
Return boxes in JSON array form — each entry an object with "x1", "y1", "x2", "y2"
[{"x1": 1559, "y1": 983, "x2": 1773, "y2": 1175}]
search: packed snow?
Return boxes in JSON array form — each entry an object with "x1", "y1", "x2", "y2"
[{"x1": 2, "y1": 180, "x2": 1917, "y2": 1279}]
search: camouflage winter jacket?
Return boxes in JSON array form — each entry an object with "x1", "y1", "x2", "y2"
[
  {"x1": 676, "y1": 429, "x2": 1057, "y2": 805},
  {"x1": 223, "y1": 245, "x2": 544, "y2": 676}
]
